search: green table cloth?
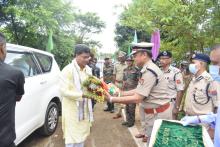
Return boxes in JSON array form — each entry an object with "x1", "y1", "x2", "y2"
[{"x1": 153, "y1": 120, "x2": 204, "y2": 147}]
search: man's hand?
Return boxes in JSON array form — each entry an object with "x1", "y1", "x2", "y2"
[
  {"x1": 181, "y1": 116, "x2": 199, "y2": 126},
  {"x1": 104, "y1": 90, "x2": 111, "y2": 102}
]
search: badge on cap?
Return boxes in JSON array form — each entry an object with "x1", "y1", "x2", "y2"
[
  {"x1": 163, "y1": 51, "x2": 167, "y2": 56},
  {"x1": 192, "y1": 54, "x2": 196, "y2": 58}
]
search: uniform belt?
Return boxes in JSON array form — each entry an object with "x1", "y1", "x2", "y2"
[
  {"x1": 115, "y1": 80, "x2": 123, "y2": 83},
  {"x1": 144, "y1": 103, "x2": 170, "y2": 114}
]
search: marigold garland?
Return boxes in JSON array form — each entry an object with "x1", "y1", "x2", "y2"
[{"x1": 82, "y1": 76, "x2": 106, "y2": 103}]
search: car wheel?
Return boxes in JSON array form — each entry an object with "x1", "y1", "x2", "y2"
[{"x1": 38, "y1": 102, "x2": 59, "y2": 136}]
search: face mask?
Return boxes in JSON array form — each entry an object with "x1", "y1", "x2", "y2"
[
  {"x1": 209, "y1": 65, "x2": 220, "y2": 82},
  {"x1": 189, "y1": 64, "x2": 198, "y2": 74}
]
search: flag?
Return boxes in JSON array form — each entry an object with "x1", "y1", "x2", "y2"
[
  {"x1": 133, "y1": 30, "x2": 138, "y2": 43},
  {"x1": 151, "y1": 30, "x2": 160, "y2": 61},
  {"x1": 46, "y1": 30, "x2": 53, "y2": 52},
  {"x1": 127, "y1": 45, "x2": 131, "y2": 55},
  {"x1": 128, "y1": 30, "x2": 138, "y2": 55}
]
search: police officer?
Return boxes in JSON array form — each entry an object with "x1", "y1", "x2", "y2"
[
  {"x1": 103, "y1": 57, "x2": 114, "y2": 112},
  {"x1": 158, "y1": 51, "x2": 184, "y2": 119},
  {"x1": 121, "y1": 56, "x2": 140, "y2": 127},
  {"x1": 184, "y1": 53, "x2": 219, "y2": 116},
  {"x1": 113, "y1": 51, "x2": 127, "y2": 119},
  {"x1": 181, "y1": 45, "x2": 220, "y2": 147},
  {"x1": 105, "y1": 42, "x2": 172, "y2": 143}
]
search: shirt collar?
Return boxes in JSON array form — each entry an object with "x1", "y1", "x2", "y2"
[
  {"x1": 72, "y1": 59, "x2": 86, "y2": 72},
  {"x1": 141, "y1": 60, "x2": 153, "y2": 73},
  {"x1": 193, "y1": 71, "x2": 208, "y2": 81},
  {"x1": 163, "y1": 65, "x2": 171, "y2": 73}
]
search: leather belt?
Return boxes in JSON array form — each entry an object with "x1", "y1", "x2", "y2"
[{"x1": 144, "y1": 103, "x2": 170, "y2": 114}]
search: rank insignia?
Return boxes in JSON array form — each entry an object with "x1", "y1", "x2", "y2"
[
  {"x1": 209, "y1": 90, "x2": 217, "y2": 96},
  {"x1": 176, "y1": 80, "x2": 181, "y2": 84},
  {"x1": 139, "y1": 78, "x2": 144, "y2": 85}
]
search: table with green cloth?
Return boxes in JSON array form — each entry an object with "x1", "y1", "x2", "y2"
[{"x1": 149, "y1": 119, "x2": 213, "y2": 147}]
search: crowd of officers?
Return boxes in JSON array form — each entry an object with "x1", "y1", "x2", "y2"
[{"x1": 102, "y1": 42, "x2": 220, "y2": 144}]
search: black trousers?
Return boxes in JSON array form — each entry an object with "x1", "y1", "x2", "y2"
[{"x1": 107, "y1": 101, "x2": 114, "y2": 110}]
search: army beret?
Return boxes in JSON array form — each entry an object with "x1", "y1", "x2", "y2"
[
  {"x1": 191, "y1": 53, "x2": 210, "y2": 64},
  {"x1": 158, "y1": 51, "x2": 172, "y2": 58},
  {"x1": 126, "y1": 56, "x2": 133, "y2": 61},
  {"x1": 130, "y1": 42, "x2": 154, "y2": 55}
]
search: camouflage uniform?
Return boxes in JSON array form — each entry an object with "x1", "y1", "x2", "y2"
[
  {"x1": 123, "y1": 65, "x2": 140, "y2": 125},
  {"x1": 103, "y1": 63, "x2": 114, "y2": 111}
]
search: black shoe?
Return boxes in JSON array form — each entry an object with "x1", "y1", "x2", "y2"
[
  {"x1": 104, "y1": 108, "x2": 110, "y2": 111},
  {"x1": 126, "y1": 123, "x2": 134, "y2": 127},
  {"x1": 122, "y1": 122, "x2": 129, "y2": 126},
  {"x1": 110, "y1": 109, "x2": 114, "y2": 113}
]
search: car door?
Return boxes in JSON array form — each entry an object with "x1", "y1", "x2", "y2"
[{"x1": 5, "y1": 51, "x2": 45, "y2": 143}]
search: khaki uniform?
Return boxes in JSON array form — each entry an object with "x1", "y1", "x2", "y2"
[
  {"x1": 113, "y1": 62, "x2": 127, "y2": 89},
  {"x1": 163, "y1": 66, "x2": 184, "y2": 99},
  {"x1": 184, "y1": 71, "x2": 220, "y2": 116},
  {"x1": 113, "y1": 62, "x2": 127, "y2": 115},
  {"x1": 135, "y1": 60, "x2": 172, "y2": 137},
  {"x1": 123, "y1": 66, "x2": 140, "y2": 125}
]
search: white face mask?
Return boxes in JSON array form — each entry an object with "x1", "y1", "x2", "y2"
[
  {"x1": 189, "y1": 64, "x2": 199, "y2": 74},
  {"x1": 209, "y1": 65, "x2": 220, "y2": 82}
]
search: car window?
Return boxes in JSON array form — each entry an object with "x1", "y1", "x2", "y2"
[
  {"x1": 5, "y1": 52, "x2": 40, "y2": 77},
  {"x1": 35, "y1": 53, "x2": 52, "y2": 73}
]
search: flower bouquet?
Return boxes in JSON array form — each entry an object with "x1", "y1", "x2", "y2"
[{"x1": 82, "y1": 76, "x2": 120, "y2": 103}]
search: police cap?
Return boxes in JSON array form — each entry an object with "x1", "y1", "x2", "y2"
[
  {"x1": 158, "y1": 51, "x2": 172, "y2": 58},
  {"x1": 191, "y1": 53, "x2": 210, "y2": 64},
  {"x1": 130, "y1": 42, "x2": 154, "y2": 55}
]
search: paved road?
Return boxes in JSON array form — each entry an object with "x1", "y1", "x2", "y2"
[{"x1": 18, "y1": 103, "x2": 137, "y2": 147}]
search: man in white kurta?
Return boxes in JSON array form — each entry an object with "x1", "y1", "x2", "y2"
[{"x1": 59, "y1": 44, "x2": 93, "y2": 147}]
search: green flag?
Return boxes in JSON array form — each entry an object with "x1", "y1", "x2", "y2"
[
  {"x1": 46, "y1": 30, "x2": 53, "y2": 52},
  {"x1": 127, "y1": 45, "x2": 131, "y2": 54},
  {"x1": 133, "y1": 30, "x2": 138, "y2": 43}
]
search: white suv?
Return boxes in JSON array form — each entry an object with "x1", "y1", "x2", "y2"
[{"x1": 5, "y1": 43, "x2": 61, "y2": 145}]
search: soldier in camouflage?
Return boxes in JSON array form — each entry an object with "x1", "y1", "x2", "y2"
[
  {"x1": 103, "y1": 57, "x2": 115, "y2": 113},
  {"x1": 122, "y1": 56, "x2": 140, "y2": 127}
]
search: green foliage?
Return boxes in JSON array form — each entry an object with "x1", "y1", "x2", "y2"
[
  {"x1": 72, "y1": 12, "x2": 105, "y2": 48},
  {"x1": 0, "y1": 0, "x2": 105, "y2": 69},
  {"x1": 114, "y1": 23, "x2": 150, "y2": 53},
  {"x1": 119, "y1": 0, "x2": 220, "y2": 61}
]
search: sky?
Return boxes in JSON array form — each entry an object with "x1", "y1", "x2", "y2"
[{"x1": 68, "y1": 0, "x2": 131, "y2": 53}]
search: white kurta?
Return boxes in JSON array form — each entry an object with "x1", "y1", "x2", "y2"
[{"x1": 60, "y1": 60, "x2": 92, "y2": 144}]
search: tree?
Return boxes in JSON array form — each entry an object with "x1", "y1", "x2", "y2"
[
  {"x1": 71, "y1": 12, "x2": 105, "y2": 48},
  {"x1": 119, "y1": 0, "x2": 220, "y2": 61},
  {"x1": 0, "y1": 0, "x2": 105, "y2": 69},
  {"x1": 114, "y1": 23, "x2": 150, "y2": 53}
]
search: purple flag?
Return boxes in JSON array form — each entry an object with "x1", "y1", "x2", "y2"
[{"x1": 151, "y1": 30, "x2": 160, "y2": 61}]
